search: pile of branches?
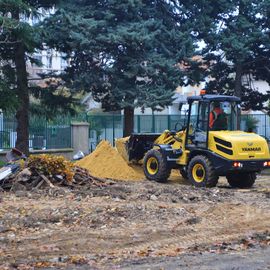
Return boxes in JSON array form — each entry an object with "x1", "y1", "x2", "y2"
[{"x1": 1, "y1": 155, "x2": 112, "y2": 192}]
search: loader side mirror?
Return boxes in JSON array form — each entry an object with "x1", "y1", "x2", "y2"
[
  {"x1": 174, "y1": 122, "x2": 182, "y2": 131},
  {"x1": 183, "y1": 109, "x2": 189, "y2": 127},
  {"x1": 174, "y1": 122, "x2": 186, "y2": 132}
]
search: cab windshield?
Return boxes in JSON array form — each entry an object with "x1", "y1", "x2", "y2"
[
  {"x1": 186, "y1": 100, "x2": 239, "y2": 148},
  {"x1": 210, "y1": 101, "x2": 238, "y2": 131}
]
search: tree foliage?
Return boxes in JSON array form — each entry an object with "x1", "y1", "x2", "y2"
[
  {"x1": 184, "y1": 0, "x2": 270, "y2": 112},
  {"x1": 1, "y1": 0, "x2": 269, "y2": 151},
  {"x1": 43, "y1": 0, "x2": 196, "y2": 135},
  {"x1": 0, "y1": 0, "x2": 79, "y2": 153}
]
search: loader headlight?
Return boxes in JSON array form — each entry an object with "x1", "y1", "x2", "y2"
[{"x1": 233, "y1": 162, "x2": 243, "y2": 168}]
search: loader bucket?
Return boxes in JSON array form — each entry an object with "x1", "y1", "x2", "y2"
[
  {"x1": 115, "y1": 133, "x2": 161, "y2": 163},
  {"x1": 115, "y1": 137, "x2": 130, "y2": 162}
]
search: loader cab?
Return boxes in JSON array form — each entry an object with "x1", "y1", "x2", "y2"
[{"x1": 185, "y1": 94, "x2": 241, "y2": 149}]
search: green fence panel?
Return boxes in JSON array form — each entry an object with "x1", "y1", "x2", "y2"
[
  {"x1": 87, "y1": 114, "x2": 123, "y2": 148},
  {"x1": 0, "y1": 113, "x2": 72, "y2": 151},
  {"x1": 29, "y1": 115, "x2": 46, "y2": 149},
  {"x1": 86, "y1": 114, "x2": 270, "y2": 150},
  {"x1": 1, "y1": 113, "x2": 270, "y2": 152},
  {"x1": 0, "y1": 114, "x2": 17, "y2": 149},
  {"x1": 46, "y1": 116, "x2": 71, "y2": 149}
]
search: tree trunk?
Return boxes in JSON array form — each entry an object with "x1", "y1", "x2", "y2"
[
  {"x1": 235, "y1": 62, "x2": 243, "y2": 130},
  {"x1": 235, "y1": 63, "x2": 242, "y2": 99},
  {"x1": 123, "y1": 107, "x2": 134, "y2": 137},
  {"x1": 13, "y1": 13, "x2": 29, "y2": 155}
]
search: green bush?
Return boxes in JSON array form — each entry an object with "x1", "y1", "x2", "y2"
[
  {"x1": 245, "y1": 116, "x2": 259, "y2": 132},
  {"x1": 0, "y1": 160, "x2": 6, "y2": 168}
]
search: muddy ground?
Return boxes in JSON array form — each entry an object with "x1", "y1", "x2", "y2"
[{"x1": 0, "y1": 173, "x2": 270, "y2": 270}]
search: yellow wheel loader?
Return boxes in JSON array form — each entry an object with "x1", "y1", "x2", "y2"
[{"x1": 117, "y1": 93, "x2": 270, "y2": 188}]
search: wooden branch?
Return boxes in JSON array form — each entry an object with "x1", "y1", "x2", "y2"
[
  {"x1": 0, "y1": 40, "x2": 21, "y2": 44},
  {"x1": 33, "y1": 168, "x2": 55, "y2": 188},
  {"x1": 40, "y1": 174, "x2": 55, "y2": 188},
  {"x1": 35, "y1": 179, "x2": 45, "y2": 189}
]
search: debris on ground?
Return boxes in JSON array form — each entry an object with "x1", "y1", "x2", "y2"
[
  {"x1": 0, "y1": 154, "x2": 111, "y2": 191},
  {"x1": 0, "y1": 175, "x2": 269, "y2": 269},
  {"x1": 0, "y1": 147, "x2": 269, "y2": 269},
  {"x1": 189, "y1": 231, "x2": 270, "y2": 254},
  {"x1": 76, "y1": 140, "x2": 145, "y2": 181}
]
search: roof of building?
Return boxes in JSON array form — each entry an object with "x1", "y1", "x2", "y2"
[{"x1": 187, "y1": 94, "x2": 241, "y2": 103}]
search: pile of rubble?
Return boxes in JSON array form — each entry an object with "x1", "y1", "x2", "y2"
[{"x1": 0, "y1": 154, "x2": 112, "y2": 192}]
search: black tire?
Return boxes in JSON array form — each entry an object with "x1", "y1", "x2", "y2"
[
  {"x1": 180, "y1": 168, "x2": 188, "y2": 180},
  {"x1": 226, "y1": 172, "x2": 256, "y2": 188},
  {"x1": 143, "y1": 149, "x2": 171, "y2": 182},
  {"x1": 187, "y1": 155, "x2": 218, "y2": 187}
]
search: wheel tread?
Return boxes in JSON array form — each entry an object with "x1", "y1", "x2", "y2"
[
  {"x1": 226, "y1": 172, "x2": 256, "y2": 188},
  {"x1": 187, "y1": 155, "x2": 218, "y2": 187},
  {"x1": 143, "y1": 149, "x2": 170, "y2": 182}
]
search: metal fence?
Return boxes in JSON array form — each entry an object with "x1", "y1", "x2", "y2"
[
  {"x1": 0, "y1": 114, "x2": 72, "y2": 151},
  {"x1": 87, "y1": 114, "x2": 270, "y2": 149},
  {"x1": 1, "y1": 113, "x2": 270, "y2": 152}
]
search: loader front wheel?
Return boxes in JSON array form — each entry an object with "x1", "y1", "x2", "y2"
[
  {"x1": 143, "y1": 149, "x2": 170, "y2": 182},
  {"x1": 226, "y1": 172, "x2": 256, "y2": 188},
  {"x1": 187, "y1": 155, "x2": 218, "y2": 187}
]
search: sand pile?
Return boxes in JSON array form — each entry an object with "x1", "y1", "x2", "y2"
[{"x1": 75, "y1": 140, "x2": 145, "y2": 181}]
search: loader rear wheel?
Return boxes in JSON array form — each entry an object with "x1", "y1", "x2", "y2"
[
  {"x1": 143, "y1": 149, "x2": 170, "y2": 182},
  {"x1": 226, "y1": 172, "x2": 256, "y2": 188},
  {"x1": 187, "y1": 155, "x2": 218, "y2": 187}
]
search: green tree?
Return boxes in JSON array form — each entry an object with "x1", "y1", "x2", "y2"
[
  {"x1": 0, "y1": 0, "x2": 79, "y2": 154},
  {"x1": 185, "y1": 0, "x2": 270, "y2": 111},
  {"x1": 43, "y1": 0, "x2": 196, "y2": 136},
  {"x1": 0, "y1": 0, "x2": 57, "y2": 154}
]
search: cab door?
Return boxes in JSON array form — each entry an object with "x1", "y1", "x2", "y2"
[{"x1": 186, "y1": 101, "x2": 210, "y2": 149}]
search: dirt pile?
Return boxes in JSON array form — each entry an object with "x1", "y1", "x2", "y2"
[{"x1": 76, "y1": 140, "x2": 145, "y2": 181}]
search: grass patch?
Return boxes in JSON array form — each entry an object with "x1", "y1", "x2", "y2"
[{"x1": 0, "y1": 160, "x2": 6, "y2": 168}]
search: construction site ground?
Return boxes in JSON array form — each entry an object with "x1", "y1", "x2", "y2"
[{"x1": 1, "y1": 172, "x2": 270, "y2": 270}]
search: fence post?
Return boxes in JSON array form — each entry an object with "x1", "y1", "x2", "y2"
[
  {"x1": 104, "y1": 116, "x2": 107, "y2": 140},
  {"x1": 45, "y1": 117, "x2": 48, "y2": 149},
  {"x1": 168, "y1": 115, "x2": 171, "y2": 130},
  {"x1": 122, "y1": 114, "x2": 124, "y2": 136},
  {"x1": 152, "y1": 112, "x2": 155, "y2": 133},
  {"x1": 265, "y1": 114, "x2": 267, "y2": 138},
  {"x1": 137, "y1": 115, "x2": 141, "y2": 133},
  {"x1": 112, "y1": 114, "x2": 115, "y2": 146}
]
